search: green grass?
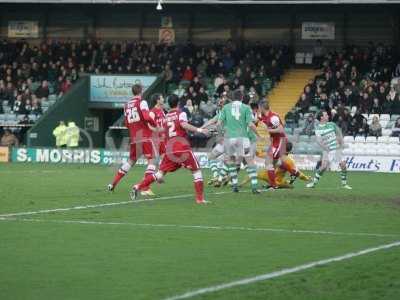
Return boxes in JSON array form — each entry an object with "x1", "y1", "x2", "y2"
[{"x1": 0, "y1": 163, "x2": 399, "y2": 300}]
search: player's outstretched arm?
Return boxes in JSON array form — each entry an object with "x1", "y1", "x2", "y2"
[
  {"x1": 181, "y1": 122, "x2": 209, "y2": 135},
  {"x1": 201, "y1": 115, "x2": 218, "y2": 128}
]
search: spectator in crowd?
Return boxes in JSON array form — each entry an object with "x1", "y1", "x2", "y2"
[
  {"x1": 370, "y1": 98, "x2": 382, "y2": 114},
  {"x1": 392, "y1": 117, "x2": 400, "y2": 137},
  {"x1": 297, "y1": 93, "x2": 311, "y2": 114},
  {"x1": 313, "y1": 40, "x2": 325, "y2": 69},
  {"x1": 369, "y1": 115, "x2": 382, "y2": 137},
  {"x1": 301, "y1": 113, "x2": 316, "y2": 136},
  {"x1": 356, "y1": 118, "x2": 369, "y2": 137},
  {"x1": 0, "y1": 129, "x2": 19, "y2": 146},
  {"x1": 199, "y1": 98, "x2": 217, "y2": 119},
  {"x1": 35, "y1": 80, "x2": 49, "y2": 101}
]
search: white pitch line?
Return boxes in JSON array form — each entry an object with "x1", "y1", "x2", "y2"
[
  {"x1": 0, "y1": 217, "x2": 397, "y2": 238},
  {"x1": 163, "y1": 240, "x2": 400, "y2": 300},
  {"x1": 0, "y1": 190, "x2": 237, "y2": 218}
]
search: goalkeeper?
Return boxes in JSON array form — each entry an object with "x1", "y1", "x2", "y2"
[{"x1": 240, "y1": 141, "x2": 311, "y2": 188}]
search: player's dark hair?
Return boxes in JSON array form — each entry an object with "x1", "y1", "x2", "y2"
[
  {"x1": 168, "y1": 94, "x2": 180, "y2": 108},
  {"x1": 250, "y1": 102, "x2": 258, "y2": 110},
  {"x1": 232, "y1": 89, "x2": 244, "y2": 102},
  {"x1": 286, "y1": 141, "x2": 293, "y2": 153},
  {"x1": 316, "y1": 111, "x2": 325, "y2": 121},
  {"x1": 242, "y1": 94, "x2": 250, "y2": 105},
  {"x1": 132, "y1": 84, "x2": 142, "y2": 96},
  {"x1": 150, "y1": 93, "x2": 161, "y2": 108}
]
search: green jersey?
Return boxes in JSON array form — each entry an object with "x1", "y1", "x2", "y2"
[
  {"x1": 315, "y1": 122, "x2": 339, "y2": 151},
  {"x1": 219, "y1": 101, "x2": 253, "y2": 138}
]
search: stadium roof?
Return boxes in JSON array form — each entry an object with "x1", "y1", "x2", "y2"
[{"x1": 1, "y1": 0, "x2": 400, "y2": 4}]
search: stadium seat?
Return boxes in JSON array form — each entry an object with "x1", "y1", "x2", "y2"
[
  {"x1": 16, "y1": 115, "x2": 25, "y2": 121},
  {"x1": 389, "y1": 137, "x2": 400, "y2": 144},
  {"x1": 364, "y1": 146, "x2": 377, "y2": 155},
  {"x1": 378, "y1": 136, "x2": 390, "y2": 143},
  {"x1": 295, "y1": 52, "x2": 305, "y2": 64},
  {"x1": 355, "y1": 136, "x2": 366, "y2": 143},
  {"x1": 362, "y1": 113, "x2": 369, "y2": 119},
  {"x1": 376, "y1": 148, "x2": 388, "y2": 156},
  {"x1": 386, "y1": 121, "x2": 394, "y2": 129},
  {"x1": 380, "y1": 114, "x2": 390, "y2": 121},
  {"x1": 343, "y1": 136, "x2": 354, "y2": 144},
  {"x1": 388, "y1": 146, "x2": 400, "y2": 155},
  {"x1": 380, "y1": 120, "x2": 388, "y2": 128},
  {"x1": 365, "y1": 136, "x2": 377, "y2": 143},
  {"x1": 299, "y1": 135, "x2": 310, "y2": 142},
  {"x1": 390, "y1": 114, "x2": 400, "y2": 121},
  {"x1": 343, "y1": 147, "x2": 353, "y2": 155},
  {"x1": 368, "y1": 114, "x2": 378, "y2": 120},
  {"x1": 305, "y1": 53, "x2": 313, "y2": 64},
  {"x1": 382, "y1": 129, "x2": 392, "y2": 136}
]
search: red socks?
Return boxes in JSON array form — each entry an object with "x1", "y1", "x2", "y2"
[
  {"x1": 194, "y1": 180, "x2": 204, "y2": 202},
  {"x1": 112, "y1": 169, "x2": 126, "y2": 187}
]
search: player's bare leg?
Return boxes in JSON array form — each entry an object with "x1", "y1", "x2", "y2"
[{"x1": 108, "y1": 159, "x2": 135, "y2": 191}]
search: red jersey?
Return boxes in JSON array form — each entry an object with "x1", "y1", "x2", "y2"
[
  {"x1": 260, "y1": 111, "x2": 286, "y2": 139},
  {"x1": 149, "y1": 106, "x2": 166, "y2": 141},
  {"x1": 164, "y1": 108, "x2": 191, "y2": 153},
  {"x1": 124, "y1": 96, "x2": 155, "y2": 142}
]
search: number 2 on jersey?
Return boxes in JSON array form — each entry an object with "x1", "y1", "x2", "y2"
[
  {"x1": 167, "y1": 121, "x2": 177, "y2": 137},
  {"x1": 126, "y1": 107, "x2": 140, "y2": 123}
]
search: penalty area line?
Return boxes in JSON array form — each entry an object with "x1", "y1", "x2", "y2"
[
  {"x1": 0, "y1": 217, "x2": 397, "y2": 238},
  {"x1": 163, "y1": 240, "x2": 400, "y2": 300}
]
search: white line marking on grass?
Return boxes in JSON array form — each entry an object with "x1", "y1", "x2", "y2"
[
  {"x1": 0, "y1": 190, "x2": 237, "y2": 218},
  {"x1": 0, "y1": 217, "x2": 397, "y2": 238},
  {"x1": 163, "y1": 240, "x2": 400, "y2": 300}
]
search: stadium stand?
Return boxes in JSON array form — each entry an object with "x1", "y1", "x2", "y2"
[
  {"x1": 0, "y1": 39, "x2": 290, "y2": 144},
  {"x1": 288, "y1": 43, "x2": 400, "y2": 156}
]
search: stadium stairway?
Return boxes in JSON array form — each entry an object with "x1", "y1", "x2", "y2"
[{"x1": 267, "y1": 68, "x2": 320, "y2": 118}]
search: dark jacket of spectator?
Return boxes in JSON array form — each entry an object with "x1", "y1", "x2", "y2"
[{"x1": 391, "y1": 118, "x2": 400, "y2": 137}]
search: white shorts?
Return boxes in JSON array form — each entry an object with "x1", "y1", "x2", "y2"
[
  {"x1": 210, "y1": 142, "x2": 225, "y2": 160},
  {"x1": 224, "y1": 137, "x2": 251, "y2": 158},
  {"x1": 322, "y1": 149, "x2": 344, "y2": 171}
]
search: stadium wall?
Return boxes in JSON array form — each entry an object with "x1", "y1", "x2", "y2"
[
  {"x1": 26, "y1": 76, "x2": 105, "y2": 148},
  {"x1": 0, "y1": 4, "x2": 398, "y2": 48},
  {"x1": 8, "y1": 147, "x2": 400, "y2": 173}
]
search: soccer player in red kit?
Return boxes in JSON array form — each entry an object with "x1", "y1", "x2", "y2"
[
  {"x1": 137, "y1": 93, "x2": 166, "y2": 196},
  {"x1": 259, "y1": 100, "x2": 287, "y2": 189},
  {"x1": 149, "y1": 93, "x2": 166, "y2": 158},
  {"x1": 132, "y1": 94, "x2": 210, "y2": 204},
  {"x1": 108, "y1": 84, "x2": 157, "y2": 192}
]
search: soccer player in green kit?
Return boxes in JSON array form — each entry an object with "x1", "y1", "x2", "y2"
[
  {"x1": 218, "y1": 90, "x2": 260, "y2": 193},
  {"x1": 307, "y1": 110, "x2": 352, "y2": 189}
]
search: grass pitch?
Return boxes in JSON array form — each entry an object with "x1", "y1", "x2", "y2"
[{"x1": 0, "y1": 163, "x2": 399, "y2": 300}]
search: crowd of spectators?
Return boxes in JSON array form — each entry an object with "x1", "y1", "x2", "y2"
[
  {"x1": 294, "y1": 43, "x2": 400, "y2": 138},
  {"x1": 0, "y1": 38, "x2": 290, "y2": 145}
]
